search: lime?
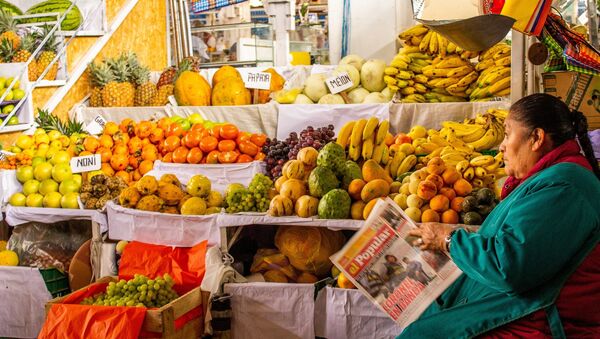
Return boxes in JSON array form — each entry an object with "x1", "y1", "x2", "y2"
[{"x1": 7, "y1": 116, "x2": 19, "y2": 125}]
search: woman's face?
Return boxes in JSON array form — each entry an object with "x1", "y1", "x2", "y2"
[{"x1": 499, "y1": 117, "x2": 539, "y2": 178}]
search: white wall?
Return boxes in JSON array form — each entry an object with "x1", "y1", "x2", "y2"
[{"x1": 329, "y1": 0, "x2": 415, "y2": 64}]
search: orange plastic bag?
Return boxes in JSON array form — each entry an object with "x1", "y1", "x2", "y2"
[
  {"x1": 118, "y1": 241, "x2": 208, "y2": 295},
  {"x1": 39, "y1": 282, "x2": 146, "y2": 339}
]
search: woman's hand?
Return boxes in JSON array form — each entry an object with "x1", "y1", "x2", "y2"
[{"x1": 408, "y1": 223, "x2": 455, "y2": 252}]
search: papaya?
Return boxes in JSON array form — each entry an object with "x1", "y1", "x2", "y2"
[{"x1": 362, "y1": 159, "x2": 393, "y2": 183}]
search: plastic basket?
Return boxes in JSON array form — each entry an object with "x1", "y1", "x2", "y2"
[{"x1": 39, "y1": 268, "x2": 70, "y2": 298}]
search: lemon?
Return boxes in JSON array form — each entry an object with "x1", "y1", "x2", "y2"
[{"x1": 0, "y1": 250, "x2": 19, "y2": 266}]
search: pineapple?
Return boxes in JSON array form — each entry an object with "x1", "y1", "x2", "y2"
[
  {"x1": 35, "y1": 109, "x2": 85, "y2": 135},
  {"x1": 102, "y1": 55, "x2": 135, "y2": 106},
  {"x1": 36, "y1": 26, "x2": 59, "y2": 80},
  {"x1": 181, "y1": 55, "x2": 201, "y2": 72},
  {"x1": 12, "y1": 33, "x2": 38, "y2": 81},
  {"x1": 157, "y1": 66, "x2": 177, "y2": 89},
  {"x1": 151, "y1": 84, "x2": 174, "y2": 106},
  {"x1": 132, "y1": 64, "x2": 157, "y2": 106},
  {"x1": 88, "y1": 62, "x2": 114, "y2": 107},
  {"x1": 0, "y1": 38, "x2": 14, "y2": 63},
  {"x1": 0, "y1": 9, "x2": 20, "y2": 50}
]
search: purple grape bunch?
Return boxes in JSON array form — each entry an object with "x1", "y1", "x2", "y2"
[{"x1": 262, "y1": 124, "x2": 336, "y2": 179}]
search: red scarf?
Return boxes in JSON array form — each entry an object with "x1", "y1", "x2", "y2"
[{"x1": 501, "y1": 139, "x2": 592, "y2": 199}]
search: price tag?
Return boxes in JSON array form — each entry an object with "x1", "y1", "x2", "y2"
[
  {"x1": 325, "y1": 72, "x2": 354, "y2": 94},
  {"x1": 70, "y1": 154, "x2": 101, "y2": 173},
  {"x1": 244, "y1": 72, "x2": 272, "y2": 90},
  {"x1": 86, "y1": 115, "x2": 107, "y2": 135}
]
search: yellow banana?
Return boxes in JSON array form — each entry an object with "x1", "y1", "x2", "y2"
[
  {"x1": 389, "y1": 151, "x2": 407, "y2": 177},
  {"x1": 494, "y1": 55, "x2": 511, "y2": 66},
  {"x1": 435, "y1": 77, "x2": 460, "y2": 88},
  {"x1": 410, "y1": 35, "x2": 423, "y2": 46},
  {"x1": 400, "y1": 46, "x2": 420, "y2": 54},
  {"x1": 348, "y1": 143, "x2": 362, "y2": 161},
  {"x1": 437, "y1": 33, "x2": 447, "y2": 57},
  {"x1": 463, "y1": 167, "x2": 475, "y2": 180},
  {"x1": 408, "y1": 64, "x2": 424, "y2": 74},
  {"x1": 495, "y1": 168, "x2": 506, "y2": 177},
  {"x1": 456, "y1": 71, "x2": 479, "y2": 87},
  {"x1": 395, "y1": 54, "x2": 412, "y2": 64},
  {"x1": 419, "y1": 31, "x2": 433, "y2": 52},
  {"x1": 336, "y1": 120, "x2": 355, "y2": 149},
  {"x1": 467, "y1": 128, "x2": 497, "y2": 151},
  {"x1": 384, "y1": 67, "x2": 400, "y2": 75},
  {"x1": 375, "y1": 120, "x2": 389, "y2": 145},
  {"x1": 412, "y1": 58, "x2": 432, "y2": 67},
  {"x1": 436, "y1": 56, "x2": 469, "y2": 68},
  {"x1": 407, "y1": 52, "x2": 432, "y2": 59},
  {"x1": 372, "y1": 143, "x2": 386, "y2": 164},
  {"x1": 447, "y1": 65, "x2": 473, "y2": 78},
  {"x1": 381, "y1": 145, "x2": 390, "y2": 165},
  {"x1": 399, "y1": 24, "x2": 429, "y2": 39},
  {"x1": 418, "y1": 142, "x2": 441, "y2": 154},
  {"x1": 427, "y1": 78, "x2": 444, "y2": 87},
  {"x1": 483, "y1": 67, "x2": 510, "y2": 86},
  {"x1": 363, "y1": 117, "x2": 380, "y2": 141},
  {"x1": 429, "y1": 32, "x2": 439, "y2": 54},
  {"x1": 456, "y1": 160, "x2": 470, "y2": 174},
  {"x1": 387, "y1": 85, "x2": 400, "y2": 92},
  {"x1": 484, "y1": 158, "x2": 503, "y2": 172},
  {"x1": 480, "y1": 43, "x2": 509, "y2": 60},
  {"x1": 397, "y1": 154, "x2": 417, "y2": 177},
  {"x1": 474, "y1": 166, "x2": 487, "y2": 178},
  {"x1": 489, "y1": 76, "x2": 511, "y2": 94},
  {"x1": 421, "y1": 147, "x2": 443, "y2": 164},
  {"x1": 414, "y1": 83, "x2": 428, "y2": 93},
  {"x1": 414, "y1": 74, "x2": 428, "y2": 84},
  {"x1": 441, "y1": 153, "x2": 468, "y2": 163},
  {"x1": 461, "y1": 126, "x2": 487, "y2": 143},
  {"x1": 350, "y1": 119, "x2": 367, "y2": 149},
  {"x1": 475, "y1": 58, "x2": 495, "y2": 71},
  {"x1": 396, "y1": 80, "x2": 409, "y2": 88},
  {"x1": 495, "y1": 87, "x2": 511, "y2": 97},
  {"x1": 403, "y1": 94, "x2": 426, "y2": 103},
  {"x1": 384, "y1": 75, "x2": 398, "y2": 86},
  {"x1": 447, "y1": 41, "x2": 457, "y2": 54},
  {"x1": 428, "y1": 134, "x2": 450, "y2": 147},
  {"x1": 472, "y1": 178, "x2": 484, "y2": 187},
  {"x1": 401, "y1": 86, "x2": 417, "y2": 95},
  {"x1": 390, "y1": 59, "x2": 409, "y2": 70},
  {"x1": 396, "y1": 71, "x2": 413, "y2": 80},
  {"x1": 362, "y1": 137, "x2": 374, "y2": 160},
  {"x1": 482, "y1": 174, "x2": 496, "y2": 186},
  {"x1": 446, "y1": 83, "x2": 469, "y2": 95},
  {"x1": 492, "y1": 46, "x2": 511, "y2": 60}
]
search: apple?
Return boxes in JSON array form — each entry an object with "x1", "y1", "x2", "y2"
[
  {"x1": 52, "y1": 163, "x2": 72, "y2": 182},
  {"x1": 186, "y1": 174, "x2": 211, "y2": 197},
  {"x1": 16, "y1": 165, "x2": 34, "y2": 183},
  {"x1": 394, "y1": 133, "x2": 412, "y2": 145},
  {"x1": 35, "y1": 133, "x2": 50, "y2": 145},
  {"x1": 39, "y1": 179, "x2": 59, "y2": 195},
  {"x1": 60, "y1": 192, "x2": 79, "y2": 209},
  {"x1": 26, "y1": 193, "x2": 44, "y2": 207},
  {"x1": 12, "y1": 88, "x2": 25, "y2": 100},
  {"x1": 170, "y1": 116, "x2": 183, "y2": 123},
  {"x1": 9, "y1": 192, "x2": 27, "y2": 206},
  {"x1": 31, "y1": 156, "x2": 45, "y2": 168},
  {"x1": 59, "y1": 178, "x2": 79, "y2": 195},
  {"x1": 188, "y1": 113, "x2": 204, "y2": 125},
  {"x1": 33, "y1": 162, "x2": 53, "y2": 181},
  {"x1": 179, "y1": 119, "x2": 191, "y2": 131},
  {"x1": 47, "y1": 130, "x2": 61, "y2": 141},
  {"x1": 72, "y1": 174, "x2": 82, "y2": 186},
  {"x1": 50, "y1": 150, "x2": 70, "y2": 165},
  {"x1": 15, "y1": 135, "x2": 33, "y2": 150},
  {"x1": 22, "y1": 179, "x2": 40, "y2": 195},
  {"x1": 43, "y1": 192, "x2": 62, "y2": 208}
]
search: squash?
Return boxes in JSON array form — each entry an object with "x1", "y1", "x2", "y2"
[
  {"x1": 257, "y1": 68, "x2": 285, "y2": 104},
  {"x1": 174, "y1": 71, "x2": 211, "y2": 106},
  {"x1": 212, "y1": 77, "x2": 251, "y2": 106}
]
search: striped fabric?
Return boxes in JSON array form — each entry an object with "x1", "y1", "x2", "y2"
[{"x1": 190, "y1": 0, "x2": 248, "y2": 13}]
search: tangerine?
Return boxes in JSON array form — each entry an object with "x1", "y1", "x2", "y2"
[
  {"x1": 441, "y1": 209, "x2": 459, "y2": 224},
  {"x1": 421, "y1": 209, "x2": 440, "y2": 223}
]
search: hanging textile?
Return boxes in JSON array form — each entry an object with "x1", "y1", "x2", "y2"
[
  {"x1": 500, "y1": 0, "x2": 552, "y2": 35},
  {"x1": 190, "y1": 0, "x2": 248, "y2": 14}
]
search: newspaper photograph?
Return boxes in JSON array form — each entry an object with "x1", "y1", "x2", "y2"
[{"x1": 331, "y1": 197, "x2": 463, "y2": 329}]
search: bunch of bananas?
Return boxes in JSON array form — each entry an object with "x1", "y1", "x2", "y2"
[
  {"x1": 384, "y1": 47, "x2": 432, "y2": 100},
  {"x1": 398, "y1": 24, "x2": 479, "y2": 59},
  {"x1": 440, "y1": 109, "x2": 507, "y2": 151},
  {"x1": 337, "y1": 117, "x2": 391, "y2": 163},
  {"x1": 456, "y1": 152, "x2": 505, "y2": 190},
  {"x1": 470, "y1": 43, "x2": 512, "y2": 101},
  {"x1": 420, "y1": 55, "x2": 480, "y2": 102}
]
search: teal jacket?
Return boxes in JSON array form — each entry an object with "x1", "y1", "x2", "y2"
[{"x1": 399, "y1": 163, "x2": 600, "y2": 338}]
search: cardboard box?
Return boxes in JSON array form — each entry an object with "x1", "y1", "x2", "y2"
[
  {"x1": 46, "y1": 276, "x2": 210, "y2": 339},
  {"x1": 542, "y1": 71, "x2": 600, "y2": 130}
]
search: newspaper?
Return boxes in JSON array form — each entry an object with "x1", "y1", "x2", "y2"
[{"x1": 331, "y1": 198, "x2": 462, "y2": 329}]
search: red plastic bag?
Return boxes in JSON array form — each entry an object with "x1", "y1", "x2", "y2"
[
  {"x1": 118, "y1": 241, "x2": 207, "y2": 295},
  {"x1": 39, "y1": 282, "x2": 146, "y2": 339}
]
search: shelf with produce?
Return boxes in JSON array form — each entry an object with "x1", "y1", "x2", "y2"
[
  {"x1": 34, "y1": 79, "x2": 67, "y2": 87},
  {"x1": 4, "y1": 205, "x2": 107, "y2": 229}
]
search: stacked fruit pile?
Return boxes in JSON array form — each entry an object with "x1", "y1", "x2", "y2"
[
  {"x1": 0, "y1": 151, "x2": 31, "y2": 169},
  {"x1": 8, "y1": 149, "x2": 81, "y2": 209},
  {"x1": 471, "y1": 43, "x2": 512, "y2": 101},
  {"x1": 263, "y1": 124, "x2": 335, "y2": 179},
  {"x1": 80, "y1": 274, "x2": 178, "y2": 308},
  {"x1": 80, "y1": 173, "x2": 128, "y2": 209},
  {"x1": 118, "y1": 174, "x2": 223, "y2": 215},
  {"x1": 224, "y1": 174, "x2": 274, "y2": 213}
]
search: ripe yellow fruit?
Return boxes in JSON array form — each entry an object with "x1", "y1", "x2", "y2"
[{"x1": 0, "y1": 250, "x2": 19, "y2": 266}]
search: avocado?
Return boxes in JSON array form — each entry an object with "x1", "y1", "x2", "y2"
[
  {"x1": 476, "y1": 188, "x2": 495, "y2": 205},
  {"x1": 461, "y1": 196, "x2": 478, "y2": 212},
  {"x1": 463, "y1": 211, "x2": 483, "y2": 225}
]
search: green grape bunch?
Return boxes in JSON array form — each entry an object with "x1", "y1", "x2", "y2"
[
  {"x1": 225, "y1": 174, "x2": 274, "y2": 213},
  {"x1": 80, "y1": 273, "x2": 179, "y2": 308}
]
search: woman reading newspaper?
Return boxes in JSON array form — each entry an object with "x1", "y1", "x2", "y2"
[{"x1": 404, "y1": 94, "x2": 600, "y2": 338}]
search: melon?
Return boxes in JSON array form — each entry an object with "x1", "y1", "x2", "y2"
[
  {"x1": 22, "y1": 0, "x2": 82, "y2": 31},
  {"x1": 303, "y1": 73, "x2": 329, "y2": 102},
  {"x1": 293, "y1": 94, "x2": 314, "y2": 104},
  {"x1": 348, "y1": 87, "x2": 369, "y2": 104},
  {"x1": 360, "y1": 59, "x2": 387, "y2": 92},
  {"x1": 339, "y1": 54, "x2": 365, "y2": 74},
  {"x1": 0, "y1": 0, "x2": 22, "y2": 16}
]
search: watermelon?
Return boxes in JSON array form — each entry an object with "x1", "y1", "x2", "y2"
[
  {"x1": 0, "y1": 0, "x2": 23, "y2": 16},
  {"x1": 21, "y1": 0, "x2": 82, "y2": 31}
]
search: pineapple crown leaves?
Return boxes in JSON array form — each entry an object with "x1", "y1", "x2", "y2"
[
  {"x1": 0, "y1": 38, "x2": 15, "y2": 62},
  {"x1": 88, "y1": 61, "x2": 115, "y2": 88},
  {"x1": 19, "y1": 33, "x2": 37, "y2": 52},
  {"x1": 105, "y1": 56, "x2": 131, "y2": 83},
  {"x1": 131, "y1": 64, "x2": 151, "y2": 86},
  {"x1": 0, "y1": 9, "x2": 17, "y2": 33},
  {"x1": 37, "y1": 25, "x2": 59, "y2": 53},
  {"x1": 34, "y1": 109, "x2": 85, "y2": 135},
  {"x1": 175, "y1": 58, "x2": 193, "y2": 80}
]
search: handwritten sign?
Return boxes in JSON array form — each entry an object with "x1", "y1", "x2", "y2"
[
  {"x1": 85, "y1": 115, "x2": 107, "y2": 135},
  {"x1": 70, "y1": 154, "x2": 101, "y2": 173},
  {"x1": 244, "y1": 72, "x2": 272, "y2": 90},
  {"x1": 325, "y1": 72, "x2": 354, "y2": 94}
]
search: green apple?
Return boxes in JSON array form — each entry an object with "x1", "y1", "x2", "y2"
[
  {"x1": 35, "y1": 133, "x2": 50, "y2": 145},
  {"x1": 72, "y1": 174, "x2": 82, "y2": 186},
  {"x1": 50, "y1": 150, "x2": 70, "y2": 165},
  {"x1": 26, "y1": 193, "x2": 44, "y2": 207},
  {"x1": 170, "y1": 116, "x2": 183, "y2": 123},
  {"x1": 34, "y1": 128, "x2": 46, "y2": 136},
  {"x1": 188, "y1": 113, "x2": 204, "y2": 125},
  {"x1": 3, "y1": 90, "x2": 14, "y2": 101},
  {"x1": 43, "y1": 191, "x2": 62, "y2": 208},
  {"x1": 12, "y1": 88, "x2": 25, "y2": 100},
  {"x1": 60, "y1": 192, "x2": 79, "y2": 209},
  {"x1": 0, "y1": 77, "x2": 6, "y2": 89},
  {"x1": 16, "y1": 165, "x2": 34, "y2": 183},
  {"x1": 15, "y1": 135, "x2": 33, "y2": 150},
  {"x1": 9, "y1": 192, "x2": 27, "y2": 206},
  {"x1": 39, "y1": 179, "x2": 59, "y2": 195},
  {"x1": 22, "y1": 179, "x2": 40, "y2": 195},
  {"x1": 6, "y1": 115, "x2": 18, "y2": 125},
  {"x1": 180, "y1": 119, "x2": 191, "y2": 131},
  {"x1": 59, "y1": 178, "x2": 79, "y2": 195},
  {"x1": 52, "y1": 163, "x2": 72, "y2": 182},
  {"x1": 33, "y1": 162, "x2": 53, "y2": 181},
  {"x1": 31, "y1": 156, "x2": 45, "y2": 168}
]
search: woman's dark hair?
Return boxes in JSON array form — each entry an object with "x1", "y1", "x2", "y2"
[{"x1": 510, "y1": 93, "x2": 600, "y2": 179}]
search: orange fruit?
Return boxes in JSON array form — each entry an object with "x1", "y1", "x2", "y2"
[
  {"x1": 439, "y1": 187, "x2": 456, "y2": 201},
  {"x1": 96, "y1": 146, "x2": 112, "y2": 163},
  {"x1": 100, "y1": 163, "x2": 115, "y2": 176},
  {"x1": 110, "y1": 153, "x2": 128, "y2": 171},
  {"x1": 162, "y1": 152, "x2": 173, "y2": 163},
  {"x1": 421, "y1": 209, "x2": 440, "y2": 223},
  {"x1": 98, "y1": 134, "x2": 114, "y2": 149},
  {"x1": 149, "y1": 128, "x2": 165, "y2": 144},
  {"x1": 172, "y1": 146, "x2": 189, "y2": 163},
  {"x1": 139, "y1": 160, "x2": 154, "y2": 175},
  {"x1": 115, "y1": 170, "x2": 131, "y2": 184},
  {"x1": 425, "y1": 173, "x2": 444, "y2": 190},
  {"x1": 441, "y1": 209, "x2": 459, "y2": 224},
  {"x1": 164, "y1": 136, "x2": 181, "y2": 153},
  {"x1": 450, "y1": 197, "x2": 464, "y2": 212},
  {"x1": 441, "y1": 167, "x2": 461, "y2": 185},
  {"x1": 453, "y1": 179, "x2": 473, "y2": 197},
  {"x1": 218, "y1": 139, "x2": 236, "y2": 152},
  {"x1": 103, "y1": 121, "x2": 119, "y2": 136},
  {"x1": 429, "y1": 194, "x2": 450, "y2": 212},
  {"x1": 132, "y1": 169, "x2": 142, "y2": 181},
  {"x1": 83, "y1": 136, "x2": 100, "y2": 153},
  {"x1": 186, "y1": 147, "x2": 203, "y2": 164}
]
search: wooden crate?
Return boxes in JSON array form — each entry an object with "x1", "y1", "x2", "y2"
[{"x1": 46, "y1": 276, "x2": 210, "y2": 339}]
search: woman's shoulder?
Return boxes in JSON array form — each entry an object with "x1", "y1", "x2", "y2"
[{"x1": 533, "y1": 162, "x2": 600, "y2": 197}]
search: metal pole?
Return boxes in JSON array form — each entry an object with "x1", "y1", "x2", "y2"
[{"x1": 586, "y1": 0, "x2": 599, "y2": 49}]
